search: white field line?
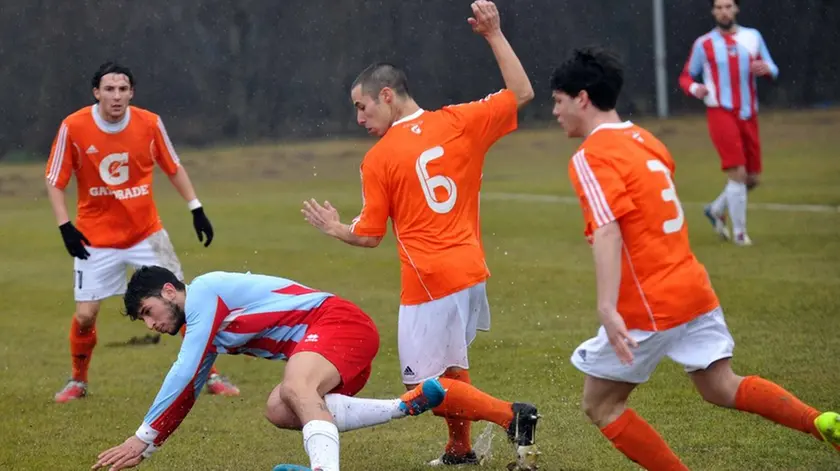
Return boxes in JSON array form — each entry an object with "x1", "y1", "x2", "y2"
[{"x1": 481, "y1": 192, "x2": 840, "y2": 214}]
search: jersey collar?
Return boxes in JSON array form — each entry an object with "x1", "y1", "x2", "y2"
[
  {"x1": 589, "y1": 120, "x2": 633, "y2": 136},
  {"x1": 391, "y1": 108, "x2": 425, "y2": 127},
  {"x1": 92, "y1": 103, "x2": 131, "y2": 134}
]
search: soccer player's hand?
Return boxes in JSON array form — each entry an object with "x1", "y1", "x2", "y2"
[
  {"x1": 92, "y1": 435, "x2": 148, "y2": 471},
  {"x1": 467, "y1": 0, "x2": 501, "y2": 37},
  {"x1": 191, "y1": 207, "x2": 214, "y2": 247},
  {"x1": 59, "y1": 221, "x2": 91, "y2": 259},
  {"x1": 302, "y1": 198, "x2": 341, "y2": 236},
  {"x1": 693, "y1": 84, "x2": 709, "y2": 99},
  {"x1": 750, "y1": 60, "x2": 771, "y2": 77},
  {"x1": 599, "y1": 309, "x2": 638, "y2": 365}
]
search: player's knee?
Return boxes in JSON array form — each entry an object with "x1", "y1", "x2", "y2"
[
  {"x1": 726, "y1": 167, "x2": 747, "y2": 183},
  {"x1": 581, "y1": 395, "x2": 624, "y2": 428},
  {"x1": 276, "y1": 378, "x2": 316, "y2": 405},
  {"x1": 74, "y1": 302, "x2": 100, "y2": 328}
]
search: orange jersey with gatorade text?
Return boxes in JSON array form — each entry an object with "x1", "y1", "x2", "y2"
[
  {"x1": 568, "y1": 122, "x2": 719, "y2": 331},
  {"x1": 351, "y1": 89, "x2": 519, "y2": 305},
  {"x1": 45, "y1": 105, "x2": 183, "y2": 249}
]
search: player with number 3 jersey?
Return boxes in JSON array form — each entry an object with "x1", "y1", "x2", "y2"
[
  {"x1": 302, "y1": 2, "x2": 541, "y2": 468},
  {"x1": 551, "y1": 47, "x2": 840, "y2": 470}
]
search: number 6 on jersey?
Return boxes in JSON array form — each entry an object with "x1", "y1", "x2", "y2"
[
  {"x1": 647, "y1": 159, "x2": 685, "y2": 234},
  {"x1": 416, "y1": 146, "x2": 458, "y2": 214}
]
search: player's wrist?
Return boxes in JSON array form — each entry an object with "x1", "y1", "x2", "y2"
[
  {"x1": 688, "y1": 83, "x2": 700, "y2": 97},
  {"x1": 187, "y1": 198, "x2": 202, "y2": 211}
]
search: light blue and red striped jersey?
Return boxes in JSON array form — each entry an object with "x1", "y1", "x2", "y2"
[
  {"x1": 134, "y1": 271, "x2": 334, "y2": 446},
  {"x1": 679, "y1": 27, "x2": 779, "y2": 120}
]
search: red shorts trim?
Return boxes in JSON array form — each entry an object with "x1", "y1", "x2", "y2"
[
  {"x1": 706, "y1": 107, "x2": 762, "y2": 174},
  {"x1": 291, "y1": 296, "x2": 380, "y2": 396}
]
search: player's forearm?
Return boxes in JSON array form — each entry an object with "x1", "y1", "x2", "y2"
[
  {"x1": 167, "y1": 167, "x2": 200, "y2": 206},
  {"x1": 484, "y1": 32, "x2": 534, "y2": 107},
  {"x1": 45, "y1": 182, "x2": 71, "y2": 225},
  {"x1": 328, "y1": 222, "x2": 382, "y2": 248},
  {"x1": 592, "y1": 222, "x2": 623, "y2": 315}
]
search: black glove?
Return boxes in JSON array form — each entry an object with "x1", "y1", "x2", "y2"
[
  {"x1": 59, "y1": 222, "x2": 91, "y2": 259},
  {"x1": 192, "y1": 207, "x2": 214, "y2": 247}
]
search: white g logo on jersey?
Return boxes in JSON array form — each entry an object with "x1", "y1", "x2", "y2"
[{"x1": 98, "y1": 152, "x2": 130, "y2": 185}]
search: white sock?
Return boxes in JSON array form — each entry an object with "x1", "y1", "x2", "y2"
[
  {"x1": 324, "y1": 394, "x2": 404, "y2": 432},
  {"x1": 725, "y1": 179, "x2": 748, "y2": 236},
  {"x1": 710, "y1": 187, "x2": 727, "y2": 216},
  {"x1": 302, "y1": 420, "x2": 340, "y2": 471}
]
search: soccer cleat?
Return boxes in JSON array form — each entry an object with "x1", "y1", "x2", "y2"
[
  {"x1": 399, "y1": 378, "x2": 447, "y2": 416},
  {"x1": 427, "y1": 451, "x2": 481, "y2": 466},
  {"x1": 733, "y1": 232, "x2": 753, "y2": 247},
  {"x1": 505, "y1": 403, "x2": 541, "y2": 470},
  {"x1": 206, "y1": 374, "x2": 240, "y2": 396},
  {"x1": 272, "y1": 465, "x2": 314, "y2": 471},
  {"x1": 814, "y1": 411, "x2": 840, "y2": 451},
  {"x1": 703, "y1": 205, "x2": 730, "y2": 241},
  {"x1": 54, "y1": 379, "x2": 87, "y2": 403}
]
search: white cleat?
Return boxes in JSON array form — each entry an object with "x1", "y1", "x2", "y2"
[
  {"x1": 733, "y1": 232, "x2": 753, "y2": 246},
  {"x1": 703, "y1": 205, "x2": 730, "y2": 241}
]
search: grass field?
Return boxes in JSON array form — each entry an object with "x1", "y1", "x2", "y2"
[{"x1": 1, "y1": 109, "x2": 839, "y2": 471}]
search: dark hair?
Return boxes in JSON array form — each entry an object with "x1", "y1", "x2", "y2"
[
  {"x1": 710, "y1": 0, "x2": 739, "y2": 5},
  {"x1": 550, "y1": 47, "x2": 624, "y2": 112},
  {"x1": 92, "y1": 61, "x2": 134, "y2": 89},
  {"x1": 124, "y1": 265, "x2": 184, "y2": 320},
  {"x1": 351, "y1": 62, "x2": 411, "y2": 100}
]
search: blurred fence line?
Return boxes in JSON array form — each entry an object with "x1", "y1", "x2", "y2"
[{"x1": 1, "y1": 0, "x2": 837, "y2": 160}]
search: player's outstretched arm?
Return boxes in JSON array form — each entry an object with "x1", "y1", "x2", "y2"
[
  {"x1": 469, "y1": 1, "x2": 534, "y2": 108},
  {"x1": 45, "y1": 122, "x2": 91, "y2": 260},
  {"x1": 302, "y1": 199, "x2": 382, "y2": 248}
]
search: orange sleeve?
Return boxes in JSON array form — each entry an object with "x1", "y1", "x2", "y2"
[
  {"x1": 349, "y1": 157, "x2": 389, "y2": 237},
  {"x1": 44, "y1": 121, "x2": 76, "y2": 189},
  {"x1": 568, "y1": 150, "x2": 636, "y2": 229},
  {"x1": 152, "y1": 116, "x2": 182, "y2": 176},
  {"x1": 446, "y1": 89, "x2": 518, "y2": 148}
]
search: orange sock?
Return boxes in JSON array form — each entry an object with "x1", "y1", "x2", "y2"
[
  {"x1": 433, "y1": 370, "x2": 473, "y2": 456},
  {"x1": 735, "y1": 375, "x2": 822, "y2": 440},
  {"x1": 433, "y1": 377, "x2": 514, "y2": 430},
  {"x1": 69, "y1": 315, "x2": 97, "y2": 383},
  {"x1": 180, "y1": 324, "x2": 219, "y2": 377},
  {"x1": 601, "y1": 409, "x2": 688, "y2": 471}
]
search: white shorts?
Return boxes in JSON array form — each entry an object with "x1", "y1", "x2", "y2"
[
  {"x1": 571, "y1": 306, "x2": 735, "y2": 384},
  {"x1": 398, "y1": 282, "x2": 491, "y2": 384},
  {"x1": 73, "y1": 229, "x2": 184, "y2": 302}
]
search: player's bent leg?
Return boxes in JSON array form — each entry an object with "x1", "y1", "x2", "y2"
[{"x1": 55, "y1": 301, "x2": 101, "y2": 403}]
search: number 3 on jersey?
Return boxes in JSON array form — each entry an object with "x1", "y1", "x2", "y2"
[
  {"x1": 416, "y1": 146, "x2": 458, "y2": 214},
  {"x1": 646, "y1": 159, "x2": 684, "y2": 234}
]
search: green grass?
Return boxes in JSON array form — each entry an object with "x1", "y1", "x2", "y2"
[{"x1": 2, "y1": 109, "x2": 840, "y2": 470}]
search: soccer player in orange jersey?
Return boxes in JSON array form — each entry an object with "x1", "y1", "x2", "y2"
[
  {"x1": 302, "y1": 2, "x2": 540, "y2": 468},
  {"x1": 551, "y1": 47, "x2": 840, "y2": 470},
  {"x1": 45, "y1": 62, "x2": 240, "y2": 403}
]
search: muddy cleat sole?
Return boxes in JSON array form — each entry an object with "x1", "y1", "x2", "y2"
[
  {"x1": 507, "y1": 445, "x2": 541, "y2": 471},
  {"x1": 505, "y1": 403, "x2": 541, "y2": 470}
]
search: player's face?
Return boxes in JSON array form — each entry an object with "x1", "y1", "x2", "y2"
[
  {"x1": 93, "y1": 73, "x2": 134, "y2": 122},
  {"x1": 552, "y1": 90, "x2": 585, "y2": 138},
  {"x1": 137, "y1": 286, "x2": 186, "y2": 335},
  {"x1": 351, "y1": 85, "x2": 392, "y2": 138},
  {"x1": 712, "y1": 0, "x2": 739, "y2": 30}
]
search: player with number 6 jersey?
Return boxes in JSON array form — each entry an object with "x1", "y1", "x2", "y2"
[
  {"x1": 551, "y1": 47, "x2": 840, "y2": 471},
  {"x1": 302, "y1": 2, "x2": 541, "y2": 468}
]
